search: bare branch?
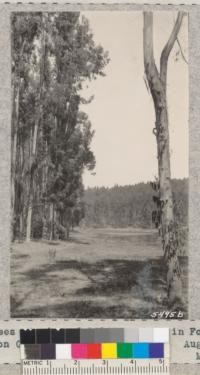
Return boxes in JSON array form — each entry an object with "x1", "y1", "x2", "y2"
[
  {"x1": 143, "y1": 12, "x2": 155, "y2": 71},
  {"x1": 143, "y1": 74, "x2": 150, "y2": 94},
  {"x1": 160, "y1": 12, "x2": 184, "y2": 86},
  {"x1": 176, "y1": 36, "x2": 188, "y2": 65},
  {"x1": 143, "y1": 12, "x2": 160, "y2": 84},
  {"x1": 143, "y1": 12, "x2": 163, "y2": 106}
]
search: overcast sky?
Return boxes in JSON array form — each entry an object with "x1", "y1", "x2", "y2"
[{"x1": 81, "y1": 11, "x2": 188, "y2": 188}]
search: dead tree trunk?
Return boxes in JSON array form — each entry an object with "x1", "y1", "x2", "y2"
[{"x1": 143, "y1": 11, "x2": 184, "y2": 306}]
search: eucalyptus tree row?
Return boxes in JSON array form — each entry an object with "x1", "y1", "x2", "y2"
[{"x1": 11, "y1": 12, "x2": 109, "y2": 241}]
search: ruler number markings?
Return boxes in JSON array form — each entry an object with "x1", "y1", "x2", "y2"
[{"x1": 22, "y1": 360, "x2": 169, "y2": 375}]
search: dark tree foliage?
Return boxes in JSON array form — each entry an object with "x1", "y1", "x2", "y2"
[
  {"x1": 84, "y1": 178, "x2": 188, "y2": 240},
  {"x1": 11, "y1": 12, "x2": 109, "y2": 241}
]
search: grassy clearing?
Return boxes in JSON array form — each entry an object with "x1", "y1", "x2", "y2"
[{"x1": 11, "y1": 227, "x2": 188, "y2": 318}]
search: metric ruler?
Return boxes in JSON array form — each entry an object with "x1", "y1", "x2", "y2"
[{"x1": 21, "y1": 359, "x2": 169, "y2": 375}]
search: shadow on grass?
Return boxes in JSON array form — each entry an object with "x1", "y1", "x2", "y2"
[
  {"x1": 66, "y1": 238, "x2": 91, "y2": 245},
  {"x1": 11, "y1": 255, "x2": 188, "y2": 319},
  {"x1": 13, "y1": 254, "x2": 30, "y2": 260},
  {"x1": 12, "y1": 300, "x2": 137, "y2": 318},
  {"x1": 45, "y1": 241, "x2": 60, "y2": 246},
  {"x1": 41, "y1": 238, "x2": 91, "y2": 246}
]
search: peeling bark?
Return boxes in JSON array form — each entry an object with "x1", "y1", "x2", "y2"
[{"x1": 143, "y1": 11, "x2": 185, "y2": 306}]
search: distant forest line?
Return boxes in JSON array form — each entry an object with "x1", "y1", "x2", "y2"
[{"x1": 83, "y1": 178, "x2": 188, "y2": 229}]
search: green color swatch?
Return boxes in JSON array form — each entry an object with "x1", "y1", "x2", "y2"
[{"x1": 117, "y1": 343, "x2": 132, "y2": 358}]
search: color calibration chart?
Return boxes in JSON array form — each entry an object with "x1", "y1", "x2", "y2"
[{"x1": 20, "y1": 328, "x2": 170, "y2": 375}]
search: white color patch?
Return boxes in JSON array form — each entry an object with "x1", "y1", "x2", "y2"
[
  {"x1": 56, "y1": 344, "x2": 72, "y2": 359},
  {"x1": 154, "y1": 328, "x2": 169, "y2": 343}
]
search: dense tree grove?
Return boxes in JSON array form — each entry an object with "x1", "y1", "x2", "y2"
[
  {"x1": 11, "y1": 12, "x2": 109, "y2": 241},
  {"x1": 84, "y1": 179, "x2": 188, "y2": 254}
]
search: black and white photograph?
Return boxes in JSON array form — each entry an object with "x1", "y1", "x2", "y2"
[{"x1": 11, "y1": 10, "x2": 188, "y2": 318}]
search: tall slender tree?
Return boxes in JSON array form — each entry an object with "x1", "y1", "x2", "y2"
[
  {"x1": 11, "y1": 12, "x2": 109, "y2": 242},
  {"x1": 11, "y1": 13, "x2": 42, "y2": 240},
  {"x1": 143, "y1": 11, "x2": 185, "y2": 305},
  {"x1": 26, "y1": 13, "x2": 49, "y2": 241}
]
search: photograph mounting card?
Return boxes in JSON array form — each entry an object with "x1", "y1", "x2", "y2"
[{"x1": 10, "y1": 10, "x2": 188, "y2": 319}]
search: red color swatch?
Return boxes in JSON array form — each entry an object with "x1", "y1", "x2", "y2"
[{"x1": 87, "y1": 344, "x2": 102, "y2": 359}]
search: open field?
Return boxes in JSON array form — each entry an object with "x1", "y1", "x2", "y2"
[{"x1": 11, "y1": 227, "x2": 188, "y2": 318}]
